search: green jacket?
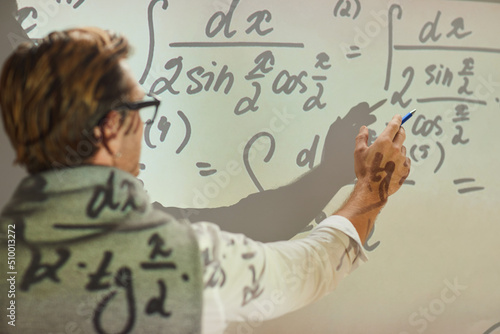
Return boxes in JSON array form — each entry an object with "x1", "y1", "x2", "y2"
[{"x1": 0, "y1": 165, "x2": 203, "y2": 334}]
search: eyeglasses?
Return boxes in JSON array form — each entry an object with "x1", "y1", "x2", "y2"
[
  {"x1": 92, "y1": 93, "x2": 161, "y2": 127},
  {"x1": 113, "y1": 93, "x2": 161, "y2": 125}
]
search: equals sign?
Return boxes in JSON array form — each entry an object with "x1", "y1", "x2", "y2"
[
  {"x1": 346, "y1": 45, "x2": 361, "y2": 59},
  {"x1": 197, "y1": 162, "x2": 217, "y2": 176},
  {"x1": 453, "y1": 178, "x2": 485, "y2": 194}
]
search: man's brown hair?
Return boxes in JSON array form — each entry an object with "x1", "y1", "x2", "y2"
[{"x1": 0, "y1": 27, "x2": 132, "y2": 173}]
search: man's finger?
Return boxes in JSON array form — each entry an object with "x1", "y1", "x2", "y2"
[
  {"x1": 355, "y1": 125, "x2": 369, "y2": 151},
  {"x1": 393, "y1": 126, "x2": 406, "y2": 146},
  {"x1": 379, "y1": 114, "x2": 402, "y2": 141}
]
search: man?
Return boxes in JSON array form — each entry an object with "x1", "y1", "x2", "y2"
[{"x1": 0, "y1": 27, "x2": 410, "y2": 334}]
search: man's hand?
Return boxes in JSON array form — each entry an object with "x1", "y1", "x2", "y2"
[
  {"x1": 334, "y1": 115, "x2": 411, "y2": 244},
  {"x1": 354, "y1": 114, "x2": 411, "y2": 204}
]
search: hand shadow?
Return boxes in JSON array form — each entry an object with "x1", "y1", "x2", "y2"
[{"x1": 155, "y1": 99, "x2": 385, "y2": 242}]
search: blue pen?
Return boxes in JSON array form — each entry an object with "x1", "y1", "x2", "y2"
[{"x1": 401, "y1": 109, "x2": 416, "y2": 125}]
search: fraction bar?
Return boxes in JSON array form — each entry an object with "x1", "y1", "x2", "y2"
[
  {"x1": 170, "y1": 42, "x2": 305, "y2": 48},
  {"x1": 141, "y1": 263, "x2": 177, "y2": 270},
  {"x1": 417, "y1": 97, "x2": 487, "y2": 105},
  {"x1": 394, "y1": 45, "x2": 500, "y2": 54}
]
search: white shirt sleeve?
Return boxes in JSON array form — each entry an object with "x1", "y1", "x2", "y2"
[{"x1": 191, "y1": 215, "x2": 368, "y2": 334}]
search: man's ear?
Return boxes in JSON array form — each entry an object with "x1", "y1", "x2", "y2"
[
  {"x1": 100, "y1": 110, "x2": 123, "y2": 140},
  {"x1": 93, "y1": 110, "x2": 123, "y2": 155}
]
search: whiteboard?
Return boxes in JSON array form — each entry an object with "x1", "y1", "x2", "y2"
[{"x1": 1, "y1": 0, "x2": 500, "y2": 333}]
